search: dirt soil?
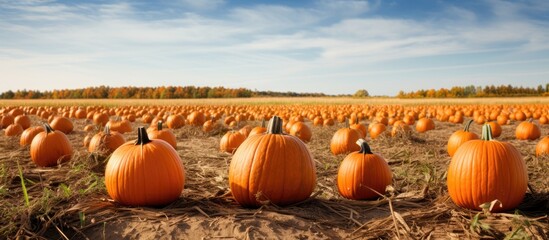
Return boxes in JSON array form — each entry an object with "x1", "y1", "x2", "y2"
[{"x1": 1, "y1": 115, "x2": 548, "y2": 239}]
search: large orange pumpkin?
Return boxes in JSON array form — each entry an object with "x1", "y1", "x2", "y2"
[
  {"x1": 447, "y1": 120, "x2": 479, "y2": 157},
  {"x1": 337, "y1": 139, "x2": 392, "y2": 200},
  {"x1": 447, "y1": 124, "x2": 528, "y2": 212},
  {"x1": 104, "y1": 127, "x2": 185, "y2": 206},
  {"x1": 229, "y1": 116, "x2": 316, "y2": 207},
  {"x1": 30, "y1": 124, "x2": 73, "y2": 167}
]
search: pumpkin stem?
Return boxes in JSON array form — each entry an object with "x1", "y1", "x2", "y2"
[
  {"x1": 104, "y1": 125, "x2": 111, "y2": 135},
  {"x1": 157, "y1": 121, "x2": 163, "y2": 131},
  {"x1": 43, "y1": 123, "x2": 54, "y2": 134},
  {"x1": 356, "y1": 139, "x2": 373, "y2": 154},
  {"x1": 267, "y1": 116, "x2": 283, "y2": 134},
  {"x1": 481, "y1": 124, "x2": 493, "y2": 141},
  {"x1": 135, "y1": 127, "x2": 152, "y2": 145},
  {"x1": 463, "y1": 119, "x2": 474, "y2": 132}
]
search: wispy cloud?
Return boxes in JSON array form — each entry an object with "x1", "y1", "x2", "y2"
[{"x1": 0, "y1": 0, "x2": 548, "y2": 95}]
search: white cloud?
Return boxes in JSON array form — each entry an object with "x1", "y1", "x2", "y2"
[{"x1": 179, "y1": 0, "x2": 225, "y2": 11}]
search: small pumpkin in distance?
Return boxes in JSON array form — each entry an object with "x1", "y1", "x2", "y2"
[
  {"x1": 50, "y1": 116, "x2": 74, "y2": 134},
  {"x1": 289, "y1": 121, "x2": 312, "y2": 143},
  {"x1": 88, "y1": 126, "x2": 126, "y2": 155},
  {"x1": 20, "y1": 126, "x2": 45, "y2": 147},
  {"x1": 337, "y1": 139, "x2": 392, "y2": 200},
  {"x1": 415, "y1": 117, "x2": 435, "y2": 133},
  {"x1": 220, "y1": 130, "x2": 246, "y2": 154},
  {"x1": 104, "y1": 127, "x2": 185, "y2": 206},
  {"x1": 535, "y1": 136, "x2": 549, "y2": 157},
  {"x1": 4, "y1": 123, "x2": 23, "y2": 136},
  {"x1": 14, "y1": 114, "x2": 31, "y2": 130},
  {"x1": 249, "y1": 119, "x2": 267, "y2": 136},
  {"x1": 330, "y1": 125, "x2": 362, "y2": 155}
]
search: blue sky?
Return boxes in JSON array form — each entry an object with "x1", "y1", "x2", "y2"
[{"x1": 0, "y1": 0, "x2": 548, "y2": 96}]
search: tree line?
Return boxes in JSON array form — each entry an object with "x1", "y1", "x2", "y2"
[
  {"x1": 397, "y1": 84, "x2": 549, "y2": 98},
  {"x1": 0, "y1": 86, "x2": 329, "y2": 99}
]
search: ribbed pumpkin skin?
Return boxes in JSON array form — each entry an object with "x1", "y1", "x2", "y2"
[
  {"x1": 447, "y1": 120, "x2": 479, "y2": 157},
  {"x1": 447, "y1": 131, "x2": 527, "y2": 212},
  {"x1": 147, "y1": 123, "x2": 177, "y2": 150},
  {"x1": 30, "y1": 125, "x2": 73, "y2": 167},
  {"x1": 337, "y1": 146, "x2": 392, "y2": 200},
  {"x1": 330, "y1": 128, "x2": 362, "y2": 155},
  {"x1": 105, "y1": 129, "x2": 185, "y2": 206},
  {"x1": 229, "y1": 120, "x2": 316, "y2": 207},
  {"x1": 369, "y1": 123, "x2": 386, "y2": 139},
  {"x1": 516, "y1": 121, "x2": 541, "y2": 140},
  {"x1": 415, "y1": 118, "x2": 435, "y2": 133},
  {"x1": 50, "y1": 117, "x2": 74, "y2": 134}
]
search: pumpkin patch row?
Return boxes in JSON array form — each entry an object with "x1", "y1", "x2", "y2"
[{"x1": 1, "y1": 104, "x2": 547, "y2": 213}]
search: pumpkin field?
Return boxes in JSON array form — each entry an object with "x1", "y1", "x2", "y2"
[{"x1": 1, "y1": 97, "x2": 549, "y2": 239}]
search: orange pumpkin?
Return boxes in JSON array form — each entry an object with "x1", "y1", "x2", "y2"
[
  {"x1": 0, "y1": 114, "x2": 14, "y2": 128},
  {"x1": 415, "y1": 118, "x2": 435, "y2": 133},
  {"x1": 104, "y1": 127, "x2": 185, "y2": 206},
  {"x1": 337, "y1": 139, "x2": 392, "y2": 200},
  {"x1": 486, "y1": 121, "x2": 502, "y2": 138},
  {"x1": 447, "y1": 124, "x2": 527, "y2": 212},
  {"x1": 20, "y1": 126, "x2": 45, "y2": 147},
  {"x1": 535, "y1": 136, "x2": 549, "y2": 157},
  {"x1": 330, "y1": 127, "x2": 362, "y2": 155},
  {"x1": 516, "y1": 119, "x2": 541, "y2": 140},
  {"x1": 447, "y1": 120, "x2": 479, "y2": 157},
  {"x1": 239, "y1": 125, "x2": 254, "y2": 138},
  {"x1": 88, "y1": 126, "x2": 126, "y2": 155},
  {"x1": 249, "y1": 120, "x2": 267, "y2": 136},
  {"x1": 14, "y1": 114, "x2": 31, "y2": 130},
  {"x1": 368, "y1": 122, "x2": 386, "y2": 139},
  {"x1": 30, "y1": 124, "x2": 73, "y2": 167},
  {"x1": 106, "y1": 118, "x2": 132, "y2": 133},
  {"x1": 289, "y1": 121, "x2": 312, "y2": 143},
  {"x1": 50, "y1": 116, "x2": 74, "y2": 134},
  {"x1": 187, "y1": 111, "x2": 205, "y2": 126},
  {"x1": 220, "y1": 130, "x2": 246, "y2": 154},
  {"x1": 167, "y1": 114, "x2": 185, "y2": 129},
  {"x1": 350, "y1": 119, "x2": 367, "y2": 138},
  {"x1": 147, "y1": 121, "x2": 177, "y2": 149},
  {"x1": 4, "y1": 123, "x2": 23, "y2": 136},
  {"x1": 229, "y1": 116, "x2": 316, "y2": 207}
]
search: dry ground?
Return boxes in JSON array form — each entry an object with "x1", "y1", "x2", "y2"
[{"x1": 1, "y1": 101, "x2": 548, "y2": 239}]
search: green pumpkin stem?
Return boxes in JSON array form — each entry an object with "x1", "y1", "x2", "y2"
[
  {"x1": 463, "y1": 119, "x2": 474, "y2": 132},
  {"x1": 43, "y1": 123, "x2": 54, "y2": 134},
  {"x1": 157, "y1": 121, "x2": 163, "y2": 131},
  {"x1": 104, "y1": 125, "x2": 111, "y2": 135},
  {"x1": 267, "y1": 116, "x2": 283, "y2": 134},
  {"x1": 481, "y1": 124, "x2": 493, "y2": 141},
  {"x1": 356, "y1": 139, "x2": 373, "y2": 154},
  {"x1": 135, "y1": 127, "x2": 152, "y2": 145}
]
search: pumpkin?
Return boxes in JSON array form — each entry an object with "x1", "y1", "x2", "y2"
[
  {"x1": 229, "y1": 116, "x2": 316, "y2": 207},
  {"x1": 486, "y1": 121, "x2": 502, "y2": 138},
  {"x1": 106, "y1": 118, "x2": 132, "y2": 133},
  {"x1": 516, "y1": 119, "x2": 541, "y2": 140},
  {"x1": 187, "y1": 111, "x2": 205, "y2": 126},
  {"x1": 337, "y1": 139, "x2": 392, "y2": 200},
  {"x1": 147, "y1": 121, "x2": 177, "y2": 149},
  {"x1": 20, "y1": 126, "x2": 45, "y2": 147},
  {"x1": 368, "y1": 122, "x2": 386, "y2": 139},
  {"x1": 350, "y1": 119, "x2": 367, "y2": 138},
  {"x1": 104, "y1": 127, "x2": 185, "y2": 206},
  {"x1": 330, "y1": 126, "x2": 362, "y2": 155},
  {"x1": 535, "y1": 136, "x2": 549, "y2": 156},
  {"x1": 447, "y1": 124, "x2": 528, "y2": 212},
  {"x1": 30, "y1": 124, "x2": 73, "y2": 167},
  {"x1": 239, "y1": 125, "x2": 254, "y2": 138},
  {"x1": 93, "y1": 112, "x2": 109, "y2": 126},
  {"x1": 202, "y1": 119, "x2": 216, "y2": 132},
  {"x1": 88, "y1": 126, "x2": 126, "y2": 155},
  {"x1": 391, "y1": 120, "x2": 411, "y2": 137},
  {"x1": 447, "y1": 120, "x2": 479, "y2": 157},
  {"x1": 249, "y1": 120, "x2": 267, "y2": 136},
  {"x1": 289, "y1": 121, "x2": 312, "y2": 143},
  {"x1": 220, "y1": 130, "x2": 246, "y2": 154},
  {"x1": 50, "y1": 116, "x2": 74, "y2": 134},
  {"x1": 415, "y1": 118, "x2": 435, "y2": 133},
  {"x1": 0, "y1": 114, "x2": 14, "y2": 128},
  {"x1": 14, "y1": 114, "x2": 31, "y2": 130},
  {"x1": 83, "y1": 134, "x2": 92, "y2": 148},
  {"x1": 4, "y1": 123, "x2": 23, "y2": 136},
  {"x1": 83, "y1": 124, "x2": 95, "y2": 132},
  {"x1": 167, "y1": 114, "x2": 185, "y2": 129}
]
